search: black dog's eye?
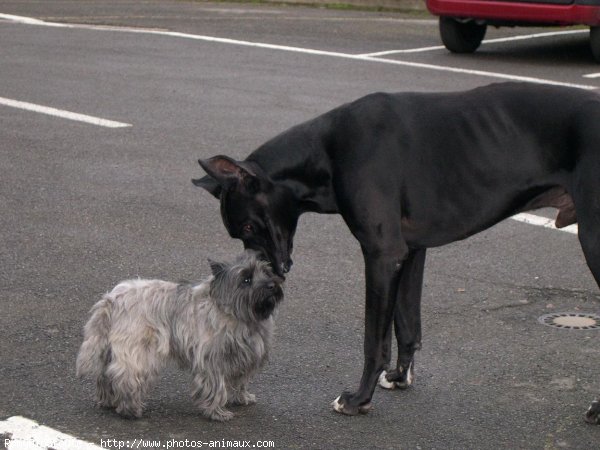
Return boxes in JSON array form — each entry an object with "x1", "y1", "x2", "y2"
[
  {"x1": 242, "y1": 277, "x2": 252, "y2": 285},
  {"x1": 242, "y1": 223, "x2": 254, "y2": 234}
]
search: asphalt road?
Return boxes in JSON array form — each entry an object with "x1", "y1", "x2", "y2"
[{"x1": 1, "y1": 1, "x2": 600, "y2": 449}]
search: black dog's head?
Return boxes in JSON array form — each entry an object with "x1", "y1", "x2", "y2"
[{"x1": 193, "y1": 156, "x2": 299, "y2": 278}]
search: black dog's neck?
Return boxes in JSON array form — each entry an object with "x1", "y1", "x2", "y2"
[{"x1": 246, "y1": 117, "x2": 339, "y2": 215}]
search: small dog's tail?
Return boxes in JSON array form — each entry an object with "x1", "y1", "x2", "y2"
[{"x1": 76, "y1": 296, "x2": 113, "y2": 378}]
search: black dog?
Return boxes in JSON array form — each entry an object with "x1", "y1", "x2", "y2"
[{"x1": 193, "y1": 82, "x2": 600, "y2": 423}]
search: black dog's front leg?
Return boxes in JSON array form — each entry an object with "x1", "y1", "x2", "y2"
[
  {"x1": 333, "y1": 249, "x2": 406, "y2": 415},
  {"x1": 379, "y1": 248, "x2": 426, "y2": 391}
]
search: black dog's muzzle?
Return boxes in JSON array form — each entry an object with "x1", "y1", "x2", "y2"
[
  {"x1": 280, "y1": 259, "x2": 293, "y2": 275},
  {"x1": 255, "y1": 251, "x2": 292, "y2": 278}
]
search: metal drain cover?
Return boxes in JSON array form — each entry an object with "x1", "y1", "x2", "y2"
[{"x1": 538, "y1": 312, "x2": 600, "y2": 330}]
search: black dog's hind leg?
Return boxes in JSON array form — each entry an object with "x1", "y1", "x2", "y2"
[
  {"x1": 579, "y1": 220, "x2": 600, "y2": 424},
  {"x1": 379, "y1": 249, "x2": 426, "y2": 391},
  {"x1": 581, "y1": 224, "x2": 600, "y2": 425},
  {"x1": 572, "y1": 160, "x2": 600, "y2": 424}
]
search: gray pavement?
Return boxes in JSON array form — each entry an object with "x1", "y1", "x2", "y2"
[{"x1": 1, "y1": 1, "x2": 599, "y2": 449}]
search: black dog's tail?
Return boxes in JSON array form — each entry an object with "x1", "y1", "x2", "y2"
[{"x1": 75, "y1": 296, "x2": 113, "y2": 378}]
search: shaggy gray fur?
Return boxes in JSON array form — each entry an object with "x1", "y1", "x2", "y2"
[{"x1": 76, "y1": 250, "x2": 284, "y2": 421}]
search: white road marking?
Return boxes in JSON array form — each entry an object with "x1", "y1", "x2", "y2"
[
  {"x1": 0, "y1": 14, "x2": 596, "y2": 91},
  {"x1": 360, "y1": 45, "x2": 446, "y2": 56},
  {"x1": 361, "y1": 55, "x2": 595, "y2": 89},
  {"x1": 359, "y1": 29, "x2": 589, "y2": 57},
  {"x1": 0, "y1": 13, "x2": 49, "y2": 26},
  {"x1": 481, "y1": 28, "x2": 588, "y2": 45},
  {"x1": 0, "y1": 96, "x2": 131, "y2": 128},
  {"x1": 511, "y1": 212, "x2": 578, "y2": 235},
  {"x1": 583, "y1": 72, "x2": 600, "y2": 78},
  {"x1": 0, "y1": 14, "x2": 587, "y2": 236},
  {"x1": 0, "y1": 416, "x2": 101, "y2": 450}
]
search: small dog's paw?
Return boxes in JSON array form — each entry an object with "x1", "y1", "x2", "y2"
[
  {"x1": 96, "y1": 398, "x2": 115, "y2": 409},
  {"x1": 585, "y1": 400, "x2": 600, "y2": 424},
  {"x1": 239, "y1": 392, "x2": 256, "y2": 405},
  {"x1": 229, "y1": 391, "x2": 256, "y2": 406},
  {"x1": 208, "y1": 408, "x2": 235, "y2": 422},
  {"x1": 115, "y1": 404, "x2": 143, "y2": 419},
  {"x1": 331, "y1": 394, "x2": 372, "y2": 416}
]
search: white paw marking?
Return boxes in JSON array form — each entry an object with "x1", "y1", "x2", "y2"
[
  {"x1": 406, "y1": 362, "x2": 414, "y2": 385},
  {"x1": 380, "y1": 363, "x2": 415, "y2": 390},
  {"x1": 378, "y1": 370, "x2": 396, "y2": 390},
  {"x1": 332, "y1": 396, "x2": 343, "y2": 412}
]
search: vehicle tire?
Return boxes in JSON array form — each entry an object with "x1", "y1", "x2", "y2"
[
  {"x1": 590, "y1": 26, "x2": 600, "y2": 63},
  {"x1": 439, "y1": 17, "x2": 487, "y2": 54}
]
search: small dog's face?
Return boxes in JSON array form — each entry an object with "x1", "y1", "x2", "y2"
[{"x1": 209, "y1": 250, "x2": 284, "y2": 322}]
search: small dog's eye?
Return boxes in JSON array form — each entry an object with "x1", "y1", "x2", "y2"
[
  {"x1": 243, "y1": 277, "x2": 252, "y2": 285},
  {"x1": 242, "y1": 224, "x2": 253, "y2": 234}
]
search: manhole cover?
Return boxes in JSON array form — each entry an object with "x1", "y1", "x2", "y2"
[{"x1": 538, "y1": 312, "x2": 600, "y2": 330}]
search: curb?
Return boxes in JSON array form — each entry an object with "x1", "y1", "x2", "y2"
[{"x1": 259, "y1": 0, "x2": 427, "y2": 12}]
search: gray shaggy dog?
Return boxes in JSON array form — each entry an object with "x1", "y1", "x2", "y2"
[{"x1": 76, "y1": 250, "x2": 284, "y2": 421}]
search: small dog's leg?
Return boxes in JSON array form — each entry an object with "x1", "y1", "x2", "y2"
[
  {"x1": 95, "y1": 373, "x2": 116, "y2": 408},
  {"x1": 107, "y1": 360, "x2": 148, "y2": 419},
  {"x1": 191, "y1": 373, "x2": 233, "y2": 421},
  {"x1": 114, "y1": 396, "x2": 144, "y2": 419},
  {"x1": 230, "y1": 390, "x2": 256, "y2": 406}
]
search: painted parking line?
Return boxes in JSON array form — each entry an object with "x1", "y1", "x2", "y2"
[
  {"x1": 0, "y1": 416, "x2": 101, "y2": 450},
  {"x1": 511, "y1": 212, "x2": 578, "y2": 235},
  {"x1": 359, "y1": 29, "x2": 589, "y2": 57},
  {"x1": 0, "y1": 13, "x2": 48, "y2": 25},
  {"x1": 361, "y1": 45, "x2": 446, "y2": 56},
  {"x1": 482, "y1": 28, "x2": 588, "y2": 45},
  {"x1": 0, "y1": 14, "x2": 585, "y2": 236},
  {"x1": 0, "y1": 14, "x2": 596, "y2": 91},
  {"x1": 0, "y1": 96, "x2": 131, "y2": 128}
]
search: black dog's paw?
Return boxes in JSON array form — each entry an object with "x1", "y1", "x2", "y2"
[
  {"x1": 585, "y1": 400, "x2": 600, "y2": 424},
  {"x1": 331, "y1": 392, "x2": 372, "y2": 416},
  {"x1": 378, "y1": 363, "x2": 414, "y2": 390}
]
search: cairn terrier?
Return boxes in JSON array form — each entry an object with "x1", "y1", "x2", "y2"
[{"x1": 76, "y1": 250, "x2": 284, "y2": 421}]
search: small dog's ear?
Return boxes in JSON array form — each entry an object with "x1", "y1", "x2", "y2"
[
  {"x1": 208, "y1": 259, "x2": 227, "y2": 277},
  {"x1": 192, "y1": 175, "x2": 222, "y2": 199},
  {"x1": 196, "y1": 156, "x2": 261, "y2": 194}
]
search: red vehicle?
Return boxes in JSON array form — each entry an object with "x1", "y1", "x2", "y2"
[{"x1": 426, "y1": 0, "x2": 600, "y2": 61}]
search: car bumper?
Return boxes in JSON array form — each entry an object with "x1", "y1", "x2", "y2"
[{"x1": 427, "y1": 0, "x2": 600, "y2": 26}]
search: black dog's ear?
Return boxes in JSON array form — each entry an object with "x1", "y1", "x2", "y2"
[
  {"x1": 196, "y1": 156, "x2": 261, "y2": 193},
  {"x1": 192, "y1": 175, "x2": 222, "y2": 199},
  {"x1": 198, "y1": 155, "x2": 257, "y2": 182},
  {"x1": 208, "y1": 259, "x2": 227, "y2": 277}
]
